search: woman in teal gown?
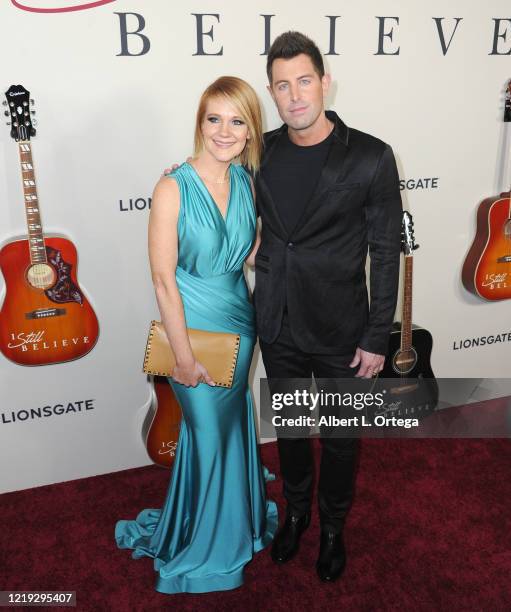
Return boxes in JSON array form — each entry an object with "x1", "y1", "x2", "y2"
[{"x1": 115, "y1": 77, "x2": 277, "y2": 594}]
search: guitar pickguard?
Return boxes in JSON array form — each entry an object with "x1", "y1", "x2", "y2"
[{"x1": 44, "y1": 246, "x2": 83, "y2": 305}]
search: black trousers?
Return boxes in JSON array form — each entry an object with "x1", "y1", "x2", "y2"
[{"x1": 259, "y1": 313, "x2": 359, "y2": 535}]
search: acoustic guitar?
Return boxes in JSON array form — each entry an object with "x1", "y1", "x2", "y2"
[
  {"x1": 142, "y1": 375, "x2": 182, "y2": 468},
  {"x1": 462, "y1": 80, "x2": 511, "y2": 300},
  {"x1": 0, "y1": 84, "x2": 99, "y2": 365},
  {"x1": 377, "y1": 211, "x2": 438, "y2": 418}
]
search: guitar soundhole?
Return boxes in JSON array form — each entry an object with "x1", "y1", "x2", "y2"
[
  {"x1": 392, "y1": 348, "x2": 417, "y2": 375},
  {"x1": 26, "y1": 263, "x2": 56, "y2": 290}
]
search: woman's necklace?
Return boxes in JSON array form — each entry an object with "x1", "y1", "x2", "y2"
[{"x1": 199, "y1": 173, "x2": 229, "y2": 185}]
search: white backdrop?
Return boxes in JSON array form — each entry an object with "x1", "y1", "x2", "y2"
[{"x1": 1, "y1": 0, "x2": 510, "y2": 493}]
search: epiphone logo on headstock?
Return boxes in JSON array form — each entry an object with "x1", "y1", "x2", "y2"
[
  {"x1": 8, "y1": 91, "x2": 24, "y2": 96},
  {"x1": 11, "y1": 0, "x2": 115, "y2": 13}
]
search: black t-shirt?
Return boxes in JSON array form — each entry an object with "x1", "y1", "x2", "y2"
[{"x1": 262, "y1": 128, "x2": 334, "y2": 235}]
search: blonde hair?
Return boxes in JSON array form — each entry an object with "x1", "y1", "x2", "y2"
[{"x1": 193, "y1": 76, "x2": 263, "y2": 173}]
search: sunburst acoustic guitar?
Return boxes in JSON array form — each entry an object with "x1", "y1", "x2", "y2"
[
  {"x1": 0, "y1": 84, "x2": 99, "y2": 365},
  {"x1": 142, "y1": 375, "x2": 182, "y2": 468},
  {"x1": 462, "y1": 80, "x2": 511, "y2": 301}
]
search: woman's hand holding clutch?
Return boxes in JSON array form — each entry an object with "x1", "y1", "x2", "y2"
[{"x1": 171, "y1": 360, "x2": 216, "y2": 388}]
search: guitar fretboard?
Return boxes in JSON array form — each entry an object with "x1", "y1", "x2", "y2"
[
  {"x1": 18, "y1": 141, "x2": 46, "y2": 264},
  {"x1": 400, "y1": 255, "x2": 413, "y2": 352}
]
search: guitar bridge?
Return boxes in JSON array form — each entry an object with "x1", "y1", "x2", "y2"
[
  {"x1": 497, "y1": 255, "x2": 511, "y2": 263},
  {"x1": 25, "y1": 307, "x2": 66, "y2": 319},
  {"x1": 390, "y1": 383, "x2": 419, "y2": 395}
]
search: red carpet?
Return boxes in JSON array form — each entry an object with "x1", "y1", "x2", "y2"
[{"x1": 2, "y1": 438, "x2": 511, "y2": 611}]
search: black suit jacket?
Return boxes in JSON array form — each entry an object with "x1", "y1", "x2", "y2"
[{"x1": 254, "y1": 110, "x2": 402, "y2": 355}]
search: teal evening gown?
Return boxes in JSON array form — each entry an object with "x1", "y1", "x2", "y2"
[{"x1": 115, "y1": 162, "x2": 278, "y2": 594}]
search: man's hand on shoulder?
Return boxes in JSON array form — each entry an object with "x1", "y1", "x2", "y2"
[
  {"x1": 350, "y1": 347, "x2": 385, "y2": 378},
  {"x1": 162, "y1": 156, "x2": 193, "y2": 177},
  {"x1": 163, "y1": 164, "x2": 179, "y2": 176}
]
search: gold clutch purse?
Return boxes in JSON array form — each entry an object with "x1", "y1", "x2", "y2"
[{"x1": 142, "y1": 320, "x2": 240, "y2": 388}]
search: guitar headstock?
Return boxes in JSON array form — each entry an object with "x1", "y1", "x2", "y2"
[
  {"x1": 401, "y1": 211, "x2": 419, "y2": 255},
  {"x1": 3, "y1": 84, "x2": 36, "y2": 141},
  {"x1": 505, "y1": 80, "x2": 511, "y2": 123}
]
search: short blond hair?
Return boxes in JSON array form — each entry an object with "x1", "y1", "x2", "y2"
[{"x1": 193, "y1": 76, "x2": 263, "y2": 173}]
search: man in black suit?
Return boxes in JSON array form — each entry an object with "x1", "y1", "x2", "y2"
[{"x1": 255, "y1": 32, "x2": 402, "y2": 582}]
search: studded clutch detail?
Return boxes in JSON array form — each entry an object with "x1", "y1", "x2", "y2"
[{"x1": 143, "y1": 320, "x2": 240, "y2": 388}]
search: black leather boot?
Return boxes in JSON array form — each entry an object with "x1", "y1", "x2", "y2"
[
  {"x1": 316, "y1": 530, "x2": 346, "y2": 582},
  {"x1": 270, "y1": 512, "x2": 311, "y2": 564}
]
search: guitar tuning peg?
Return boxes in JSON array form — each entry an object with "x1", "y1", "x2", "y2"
[
  {"x1": 30, "y1": 127, "x2": 36, "y2": 136},
  {"x1": 30, "y1": 110, "x2": 36, "y2": 115},
  {"x1": 32, "y1": 117, "x2": 38, "y2": 127},
  {"x1": 2, "y1": 100, "x2": 7, "y2": 106},
  {"x1": 4, "y1": 111, "x2": 9, "y2": 117},
  {"x1": 6, "y1": 122, "x2": 11, "y2": 126},
  {"x1": 30, "y1": 99, "x2": 35, "y2": 105},
  {"x1": 413, "y1": 243, "x2": 420, "y2": 250}
]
